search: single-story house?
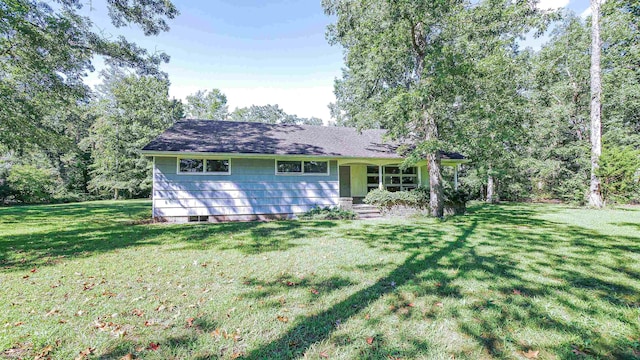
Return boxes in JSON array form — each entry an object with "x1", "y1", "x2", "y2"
[{"x1": 141, "y1": 119, "x2": 469, "y2": 222}]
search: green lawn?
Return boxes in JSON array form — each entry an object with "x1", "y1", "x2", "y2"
[{"x1": 1, "y1": 201, "x2": 639, "y2": 359}]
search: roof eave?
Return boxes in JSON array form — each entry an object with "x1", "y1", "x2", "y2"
[{"x1": 140, "y1": 149, "x2": 470, "y2": 164}]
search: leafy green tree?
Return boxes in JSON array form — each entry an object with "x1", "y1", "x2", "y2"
[
  {"x1": 601, "y1": 0, "x2": 640, "y2": 149},
  {"x1": 0, "y1": 0, "x2": 178, "y2": 150},
  {"x1": 229, "y1": 104, "x2": 323, "y2": 125},
  {"x1": 526, "y1": 16, "x2": 592, "y2": 202},
  {"x1": 6, "y1": 164, "x2": 55, "y2": 203},
  {"x1": 323, "y1": 0, "x2": 543, "y2": 216},
  {"x1": 84, "y1": 70, "x2": 183, "y2": 199},
  {"x1": 457, "y1": 40, "x2": 533, "y2": 203},
  {"x1": 597, "y1": 145, "x2": 640, "y2": 204},
  {"x1": 185, "y1": 89, "x2": 229, "y2": 119}
]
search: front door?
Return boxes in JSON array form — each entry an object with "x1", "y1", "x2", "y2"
[{"x1": 339, "y1": 166, "x2": 351, "y2": 197}]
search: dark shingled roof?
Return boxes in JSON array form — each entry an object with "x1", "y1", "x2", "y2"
[{"x1": 142, "y1": 119, "x2": 466, "y2": 160}]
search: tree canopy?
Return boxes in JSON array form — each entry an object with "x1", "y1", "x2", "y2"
[
  {"x1": 0, "y1": 0, "x2": 178, "y2": 150},
  {"x1": 184, "y1": 89, "x2": 229, "y2": 120},
  {"x1": 323, "y1": 0, "x2": 546, "y2": 215}
]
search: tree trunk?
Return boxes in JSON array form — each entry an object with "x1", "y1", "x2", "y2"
[
  {"x1": 113, "y1": 188, "x2": 119, "y2": 201},
  {"x1": 487, "y1": 174, "x2": 496, "y2": 203},
  {"x1": 486, "y1": 164, "x2": 498, "y2": 203},
  {"x1": 588, "y1": 0, "x2": 604, "y2": 208},
  {"x1": 424, "y1": 110, "x2": 443, "y2": 217}
]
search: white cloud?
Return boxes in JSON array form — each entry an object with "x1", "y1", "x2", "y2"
[
  {"x1": 536, "y1": 0, "x2": 570, "y2": 10},
  {"x1": 170, "y1": 85, "x2": 336, "y2": 124}
]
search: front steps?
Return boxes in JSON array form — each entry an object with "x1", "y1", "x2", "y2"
[{"x1": 352, "y1": 204, "x2": 382, "y2": 219}]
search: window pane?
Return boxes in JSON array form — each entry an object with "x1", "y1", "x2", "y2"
[
  {"x1": 385, "y1": 166, "x2": 400, "y2": 174},
  {"x1": 402, "y1": 185, "x2": 417, "y2": 191},
  {"x1": 385, "y1": 176, "x2": 401, "y2": 184},
  {"x1": 387, "y1": 186, "x2": 401, "y2": 192},
  {"x1": 402, "y1": 176, "x2": 417, "y2": 185},
  {"x1": 366, "y1": 166, "x2": 379, "y2": 174},
  {"x1": 277, "y1": 161, "x2": 302, "y2": 173},
  {"x1": 402, "y1": 167, "x2": 417, "y2": 175},
  {"x1": 304, "y1": 161, "x2": 328, "y2": 174},
  {"x1": 367, "y1": 186, "x2": 378, "y2": 193},
  {"x1": 367, "y1": 176, "x2": 379, "y2": 184},
  {"x1": 206, "y1": 159, "x2": 229, "y2": 173},
  {"x1": 179, "y1": 159, "x2": 203, "y2": 173}
]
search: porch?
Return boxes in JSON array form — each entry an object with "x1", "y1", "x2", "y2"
[{"x1": 336, "y1": 158, "x2": 465, "y2": 209}]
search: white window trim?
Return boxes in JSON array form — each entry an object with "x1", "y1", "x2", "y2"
[
  {"x1": 176, "y1": 157, "x2": 231, "y2": 175},
  {"x1": 366, "y1": 165, "x2": 418, "y2": 191},
  {"x1": 275, "y1": 160, "x2": 331, "y2": 176}
]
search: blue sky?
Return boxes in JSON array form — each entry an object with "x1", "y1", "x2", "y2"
[{"x1": 84, "y1": 0, "x2": 593, "y2": 123}]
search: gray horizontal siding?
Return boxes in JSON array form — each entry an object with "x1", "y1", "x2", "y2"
[
  {"x1": 153, "y1": 157, "x2": 339, "y2": 217},
  {"x1": 153, "y1": 189, "x2": 338, "y2": 199}
]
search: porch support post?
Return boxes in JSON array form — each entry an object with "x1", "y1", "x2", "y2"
[
  {"x1": 454, "y1": 165, "x2": 459, "y2": 191},
  {"x1": 418, "y1": 166, "x2": 422, "y2": 186},
  {"x1": 378, "y1": 165, "x2": 383, "y2": 190}
]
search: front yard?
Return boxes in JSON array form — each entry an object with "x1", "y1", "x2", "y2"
[{"x1": 0, "y1": 201, "x2": 639, "y2": 359}]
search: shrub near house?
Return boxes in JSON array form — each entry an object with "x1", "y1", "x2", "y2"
[{"x1": 364, "y1": 186, "x2": 468, "y2": 216}]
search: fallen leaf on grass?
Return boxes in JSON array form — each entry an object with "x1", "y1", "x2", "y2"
[
  {"x1": 310, "y1": 288, "x2": 319, "y2": 295},
  {"x1": 364, "y1": 314, "x2": 370, "y2": 320},
  {"x1": 131, "y1": 309, "x2": 144, "y2": 317},
  {"x1": 46, "y1": 309, "x2": 60, "y2": 316},
  {"x1": 434, "y1": 302, "x2": 444, "y2": 307},
  {"x1": 22, "y1": 275, "x2": 29, "y2": 279},
  {"x1": 523, "y1": 349, "x2": 539, "y2": 358},
  {"x1": 366, "y1": 337, "x2": 374, "y2": 345},
  {"x1": 231, "y1": 351, "x2": 244, "y2": 359},
  {"x1": 13, "y1": 321, "x2": 24, "y2": 326},
  {"x1": 571, "y1": 345, "x2": 588, "y2": 356},
  {"x1": 34, "y1": 345, "x2": 54, "y2": 360},
  {"x1": 147, "y1": 342, "x2": 160, "y2": 351},
  {"x1": 120, "y1": 354, "x2": 135, "y2": 360},
  {"x1": 512, "y1": 289, "x2": 522, "y2": 296},
  {"x1": 186, "y1": 317, "x2": 195, "y2": 328},
  {"x1": 75, "y1": 347, "x2": 95, "y2": 360},
  {"x1": 277, "y1": 315, "x2": 289, "y2": 323},
  {"x1": 232, "y1": 331, "x2": 242, "y2": 342},
  {"x1": 82, "y1": 283, "x2": 95, "y2": 291},
  {"x1": 2, "y1": 343, "x2": 32, "y2": 357},
  {"x1": 320, "y1": 350, "x2": 329, "y2": 358},
  {"x1": 407, "y1": 303, "x2": 415, "y2": 307}
]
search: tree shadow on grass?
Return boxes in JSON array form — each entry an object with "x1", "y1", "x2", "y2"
[
  {"x1": 0, "y1": 207, "x2": 338, "y2": 271},
  {"x1": 0, "y1": 200, "x2": 151, "y2": 223},
  {"x1": 4, "y1": 202, "x2": 640, "y2": 359},
  {"x1": 241, "y1": 203, "x2": 640, "y2": 359},
  {"x1": 240, "y1": 221, "x2": 477, "y2": 359}
]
